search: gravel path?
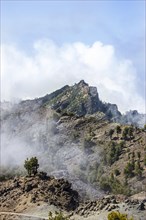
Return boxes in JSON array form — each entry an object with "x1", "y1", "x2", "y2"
[
  {"x1": 1, "y1": 201, "x2": 146, "y2": 220},
  {"x1": 0, "y1": 212, "x2": 48, "y2": 220}
]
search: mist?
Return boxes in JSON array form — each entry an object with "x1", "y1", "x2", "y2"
[
  {"x1": 1, "y1": 40, "x2": 145, "y2": 113},
  {"x1": 0, "y1": 101, "x2": 104, "y2": 199}
]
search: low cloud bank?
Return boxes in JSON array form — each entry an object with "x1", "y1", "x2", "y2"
[{"x1": 1, "y1": 39, "x2": 144, "y2": 113}]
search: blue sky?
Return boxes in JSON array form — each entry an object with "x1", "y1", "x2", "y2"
[
  {"x1": 1, "y1": 0, "x2": 145, "y2": 113},
  {"x1": 2, "y1": 1, "x2": 145, "y2": 49}
]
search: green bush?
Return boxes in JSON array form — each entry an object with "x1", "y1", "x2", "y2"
[
  {"x1": 24, "y1": 157, "x2": 39, "y2": 176},
  {"x1": 99, "y1": 174, "x2": 130, "y2": 195},
  {"x1": 122, "y1": 127, "x2": 129, "y2": 140},
  {"x1": 109, "y1": 129, "x2": 114, "y2": 139},
  {"x1": 137, "y1": 151, "x2": 141, "y2": 160},
  {"x1": 124, "y1": 162, "x2": 134, "y2": 178},
  {"x1": 128, "y1": 126, "x2": 134, "y2": 140},
  {"x1": 116, "y1": 125, "x2": 122, "y2": 136},
  {"x1": 99, "y1": 176, "x2": 111, "y2": 192},
  {"x1": 48, "y1": 211, "x2": 69, "y2": 220},
  {"x1": 108, "y1": 211, "x2": 134, "y2": 220},
  {"x1": 135, "y1": 161, "x2": 143, "y2": 179}
]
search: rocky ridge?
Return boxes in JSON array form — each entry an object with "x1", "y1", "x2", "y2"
[
  {"x1": 38, "y1": 80, "x2": 145, "y2": 126},
  {"x1": 0, "y1": 173, "x2": 79, "y2": 213}
]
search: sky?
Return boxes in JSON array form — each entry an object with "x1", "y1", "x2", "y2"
[{"x1": 1, "y1": 0, "x2": 145, "y2": 113}]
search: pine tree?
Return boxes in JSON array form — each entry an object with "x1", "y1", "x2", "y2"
[
  {"x1": 116, "y1": 125, "x2": 121, "y2": 137},
  {"x1": 135, "y1": 161, "x2": 142, "y2": 179},
  {"x1": 128, "y1": 126, "x2": 134, "y2": 140},
  {"x1": 24, "y1": 157, "x2": 39, "y2": 176},
  {"x1": 122, "y1": 127, "x2": 129, "y2": 140}
]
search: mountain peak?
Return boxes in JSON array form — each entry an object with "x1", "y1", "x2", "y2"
[
  {"x1": 77, "y1": 80, "x2": 89, "y2": 87},
  {"x1": 15, "y1": 80, "x2": 144, "y2": 126},
  {"x1": 37, "y1": 80, "x2": 121, "y2": 118}
]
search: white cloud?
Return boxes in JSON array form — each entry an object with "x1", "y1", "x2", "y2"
[{"x1": 1, "y1": 39, "x2": 145, "y2": 113}]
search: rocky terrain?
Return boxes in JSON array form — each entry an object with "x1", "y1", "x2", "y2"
[
  {"x1": 0, "y1": 179, "x2": 146, "y2": 220},
  {"x1": 0, "y1": 173, "x2": 79, "y2": 213},
  {"x1": 0, "y1": 80, "x2": 146, "y2": 219},
  {"x1": 0, "y1": 174, "x2": 146, "y2": 220}
]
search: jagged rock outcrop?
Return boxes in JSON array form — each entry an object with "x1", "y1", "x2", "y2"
[
  {"x1": 0, "y1": 174, "x2": 79, "y2": 212},
  {"x1": 35, "y1": 80, "x2": 121, "y2": 119}
]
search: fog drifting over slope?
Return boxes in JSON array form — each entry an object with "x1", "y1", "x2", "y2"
[
  {"x1": 1, "y1": 103, "x2": 103, "y2": 199},
  {"x1": 1, "y1": 39, "x2": 145, "y2": 113}
]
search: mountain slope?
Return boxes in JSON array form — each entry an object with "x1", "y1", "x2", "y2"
[{"x1": 0, "y1": 80, "x2": 146, "y2": 220}]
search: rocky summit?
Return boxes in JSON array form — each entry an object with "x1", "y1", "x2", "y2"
[{"x1": 34, "y1": 80, "x2": 122, "y2": 119}]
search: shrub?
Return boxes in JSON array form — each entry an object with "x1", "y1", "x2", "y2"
[
  {"x1": 99, "y1": 174, "x2": 130, "y2": 195},
  {"x1": 131, "y1": 152, "x2": 135, "y2": 170},
  {"x1": 119, "y1": 140, "x2": 125, "y2": 148},
  {"x1": 124, "y1": 162, "x2": 134, "y2": 178},
  {"x1": 108, "y1": 211, "x2": 134, "y2": 220},
  {"x1": 99, "y1": 176, "x2": 111, "y2": 192},
  {"x1": 116, "y1": 125, "x2": 122, "y2": 136},
  {"x1": 122, "y1": 127, "x2": 129, "y2": 140},
  {"x1": 48, "y1": 211, "x2": 69, "y2": 220},
  {"x1": 135, "y1": 161, "x2": 143, "y2": 179},
  {"x1": 137, "y1": 151, "x2": 141, "y2": 160},
  {"x1": 109, "y1": 129, "x2": 114, "y2": 139},
  {"x1": 128, "y1": 126, "x2": 134, "y2": 140}
]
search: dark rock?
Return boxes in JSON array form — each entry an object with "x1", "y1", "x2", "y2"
[
  {"x1": 111, "y1": 198, "x2": 117, "y2": 204},
  {"x1": 99, "y1": 203, "x2": 105, "y2": 210},
  {"x1": 125, "y1": 199, "x2": 130, "y2": 203},
  {"x1": 30, "y1": 195, "x2": 36, "y2": 203},
  {"x1": 37, "y1": 172, "x2": 48, "y2": 180},
  {"x1": 13, "y1": 181, "x2": 20, "y2": 188},
  {"x1": 24, "y1": 183, "x2": 33, "y2": 192},
  {"x1": 137, "y1": 202, "x2": 145, "y2": 210}
]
